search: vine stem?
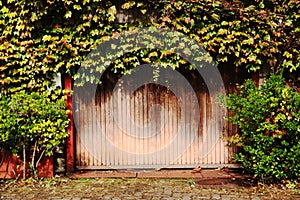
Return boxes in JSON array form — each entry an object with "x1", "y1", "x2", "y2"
[
  {"x1": 35, "y1": 148, "x2": 46, "y2": 177},
  {"x1": 32, "y1": 140, "x2": 37, "y2": 176},
  {"x1": 23, "y1": 143, "x2": 26, "y2": 179}
]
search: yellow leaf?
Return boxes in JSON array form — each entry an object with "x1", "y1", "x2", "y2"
[
  {"x1": 141, "y1": 9, "x2": 147, "y2": 14},
  {"x1": 30, "y1": 13, "x2": 38, "y2": 22},
  {"x1": 211, "y1": 14, "x2": 219, "y2": 21},
  {"x1": 218, "y1": 29, "x2": 227, "y2": 35},
  {"x1": 42, "y1": 35, "x2": 51, "y2": 42},
  {"x1": 64, "y1": 11, "x2": 72, "y2": 19},
  {"x1": 122, "y1": 1, "x2": 136, "y2": 9},
  {"x1": 83, "y1": 0, "x2": 90, "y2": 5},
  {"x1": 149, "y1": 52, "x2": 158, "y2": 58},
  {"x1": 248, "y1": 54, "x2": 257, "y2": 62},
  {"x1": 221, "y1": 21, "x2": 228, "y2": 26},
  {"x1": 108, "y1": 6, "x2": 116, "y2": 22},
  {"x1": 73, "y1": 5, "x2": 82, "y2": 10},
  {"x1": 283, "y1": 51, "x2": 293, "y2": 59}
]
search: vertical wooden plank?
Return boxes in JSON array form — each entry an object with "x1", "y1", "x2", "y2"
[
  {"x1": 211, "y1": 93, "x2": 216, "y2": 164},
  {"x1": 78, "y1": 91, "x2": 82, "y2": 167},
  {"x1": 111, "y1": 82, "x2": 117, "y2": 166},
  {"x1": 194, "y1": 82, "x2": 200, "y2": 165},
  {"x1": 164, "y1": 87, "x2": 169, "y2": 165},
  {"x1": 82, "y1": 89, "x2": 88, "y2": 166},
  {"x1": 129, "y1": 86, "x2": 134, "y2": 165},
  {"x1": 133, "y1": 88, "x2": 138, "y2": 165},
  {"x1": 128, "y1": 84, "x2": 132, "y2": 166},
  {"x1": 117, "y1": 82, "x2": 122, "y2": 166},
  {"x1": 107, "y1": 84, "x2": 112, "y2": 166},
  {"x1": 149, "y1": 84, "x2": 154, "y2": 165},
  {"x1": 78, "y1": 90, "x2": 83, "y2": 166},
  {"x1": 190, "y1": 85, "x2": 197, "y2": 165},
  {"x1": 133, "y1": 84, "x2": 137, "y2": 165},
  {"x1": 88, "y1": 90, "x2": 93, "y2": 166},
  {"x1": 119, "y1": 83, "x2": 126, "y2": 165},
  {"x1": 100, "y1": 87, "x2": 105, "y2": 166},
  {"x1": 122, "y1": 82, "x2": 126, "y2": 166},
  {"x1": 93, "y1": 91, "x2": 97, "y2": 166},
  {"x1": 154, "y1": 85, "x2": 159, "y2": 166},
  {"x1": 165, "y1": 87, "x2": 170, "y2": 165},
  {"x1": 142, "y1": 85, "x2": 147, "y2": 165},
  {"x1": 171, "y1": 88, "x2": 176, "y2": 165},
  {"x1": 88, "y1": 89, "x2": 94, "y2": 166},
  {"x1": 190, "y1": 86, "x2": 194, "y2": 165},
  {"x1": 216, "y1": 103, "x2": 222, "y2": 164},
  {"x1": 216, "y1": 96, "x2": 221, "y2": 164},
  {"x1": 99, "y1": 88, "x2": 104, "y2": 166},
  {"x1": 95, "y1": 88, "x2": 100, "y2": 166},
  {"x1": 202, "y1": 84, "x2": 208, "y2": 164},
  {"x1": 159, "y1": 86, "x2": 163, "y2": 165},
  {"x1": 183, "y1": 87, "x2": 188, "y2": 165},
  {"x1": 139, "y1": 87, "x2": 144, "y2": 165},
  {"x1": 76, "y1": 92, "x2": 81, "y2": 167},
  {"x1": 162, "y1": 86, "x2": 166, "y2": 165},
  {"x1": 105, "y1": 83, "x2": 109, "y2": 166},
  {"x1": 202, "y1": 83, "x2": 207, "y2": 164}
]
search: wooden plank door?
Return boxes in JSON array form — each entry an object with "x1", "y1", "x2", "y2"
[{"x1": 74, "y1": 67, "x2": 242, "y2": 169}]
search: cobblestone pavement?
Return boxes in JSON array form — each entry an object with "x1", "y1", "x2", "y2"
[{"x1": 1, "y1": 178, "x2": 300, "y2": 200}]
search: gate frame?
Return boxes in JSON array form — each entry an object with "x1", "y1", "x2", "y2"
[
  {"x1": 65, "y1": 71, "x2": 259, "y2": 173},
  {"x1": 65, "y1": 75, "x2": 75, "y2": 173}
]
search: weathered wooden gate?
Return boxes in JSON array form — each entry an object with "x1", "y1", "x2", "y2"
[{"x1": 74, "y1": 66, "x2": 246, "y2": 169}]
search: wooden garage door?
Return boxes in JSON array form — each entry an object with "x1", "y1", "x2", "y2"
[{"x1": 74, "y1": 66, "x2": 242, "y2": 169}]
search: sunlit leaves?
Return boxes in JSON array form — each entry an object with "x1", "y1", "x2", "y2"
[
  {"x1": 0, "y1": 0, "x2": 119, "y2": 94},
  {"x1": 73, "y1": 4, "x2": 82, "y2": 10},
  {"x1": 0, "y1": 0, "x2": 299, "y2": 96},
  {"x1": 122, "y1": 1, "x2": 136, "y2": 9},
  {"x1": 107, "y1": 6, "x2": 117, "y2": 22},
  {"x1": 64, "y1": 11, "x2": 72, "y2": 19},
  {"x1": 161, "y1": 0, "x2": 300, "y2": 74}
]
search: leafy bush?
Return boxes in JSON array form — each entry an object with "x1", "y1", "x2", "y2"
[
  {"x1": 0, "y1": 90, "x2": 70, "y2": 178},
  {"x1": 225, "y1": 74, "x2": 300, "y2": 183}
]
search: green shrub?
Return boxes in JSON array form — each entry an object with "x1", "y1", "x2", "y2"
[
  {"x1": 225, "y1": 74, "x2": 300, "y2": 183},
  {"x1": 0, "y1": 90, "x2": 70, "y2": 178}
]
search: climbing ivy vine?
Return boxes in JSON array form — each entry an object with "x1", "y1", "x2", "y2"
[
  {"x1": 159, "y1": 0, "x2": 300, "y2": 73},
  {"x1": 1, "y1": 0, "x2": 299, "y2": 93}
]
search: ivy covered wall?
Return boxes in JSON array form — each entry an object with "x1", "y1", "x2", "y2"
[{"x1": 0, "y1": 0, "x2": 299, "y2": 94}]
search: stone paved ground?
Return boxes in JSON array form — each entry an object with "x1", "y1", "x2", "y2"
[{"x1": 1, "y1": 177, "x2": 300, "y2": 200}]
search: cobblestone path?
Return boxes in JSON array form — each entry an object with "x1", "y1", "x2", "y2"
[{"x1": 1, "y1": 178, "x2": 299, "y2": 200}]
